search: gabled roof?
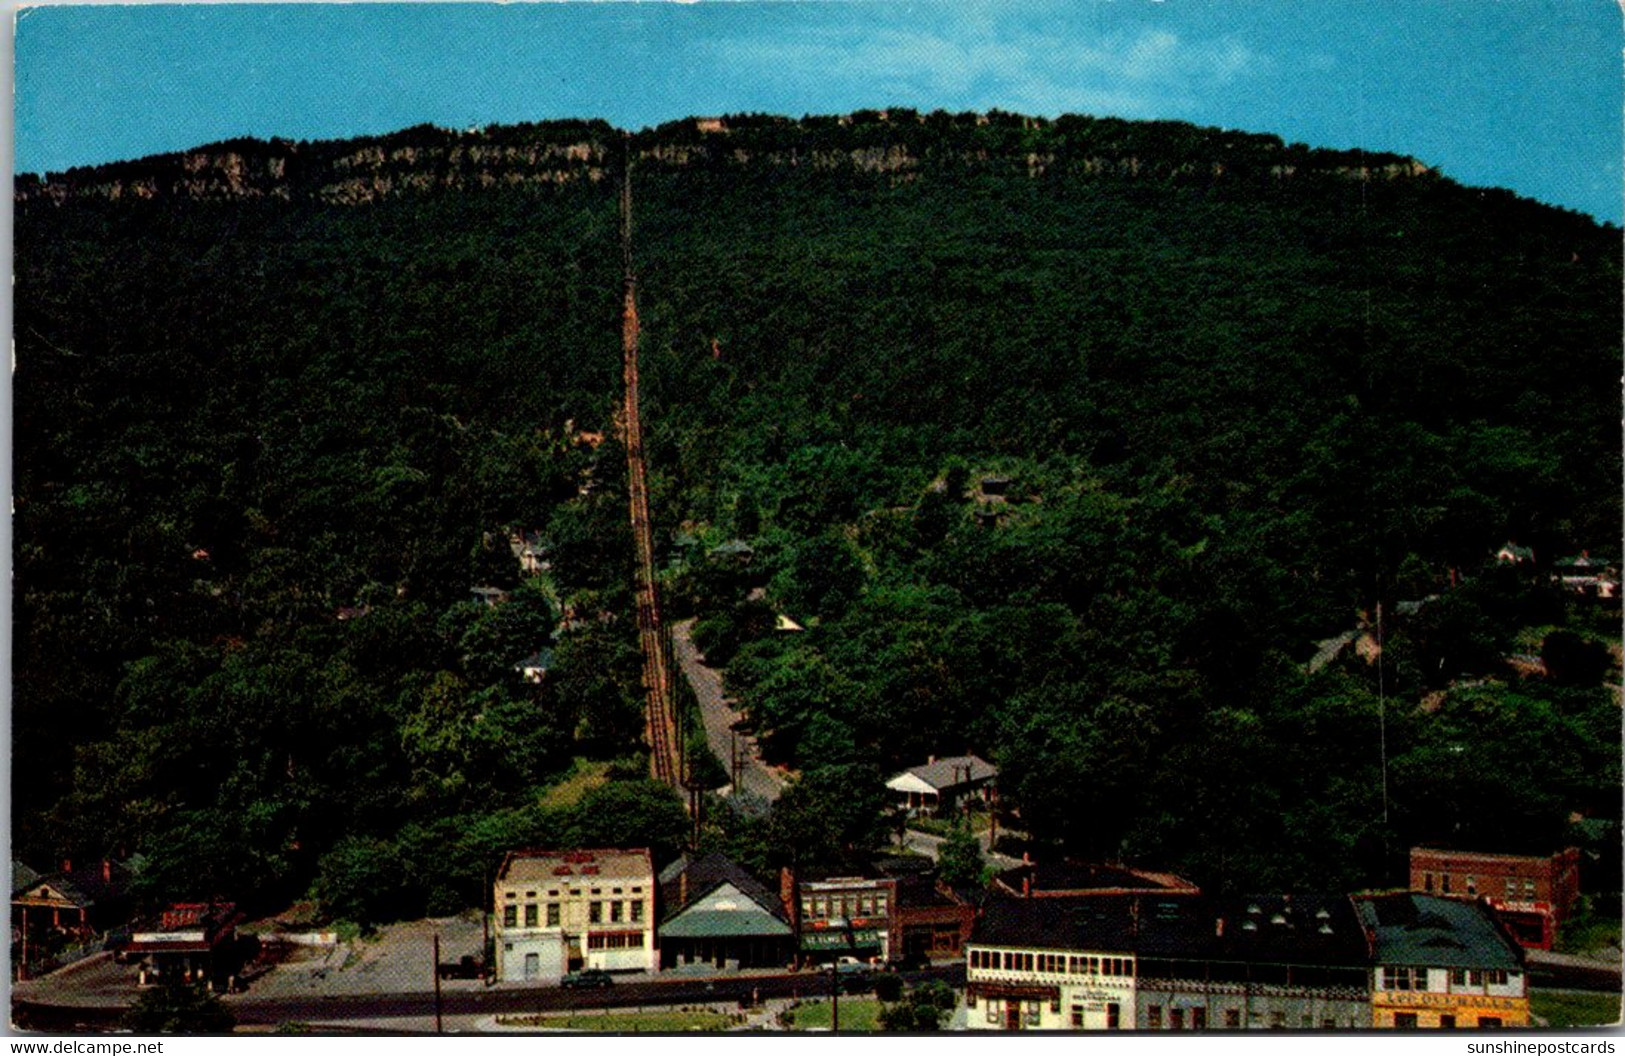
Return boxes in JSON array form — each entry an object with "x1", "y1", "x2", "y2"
[
  {"x1": 14, "y1": 859, "x2": 140, "y2": 909},
  {"x1": 1354, "y1": 893, "x2": 1522, "y2": 970},
  {"x1": 659, "y1": 852, "x2": 786, "y2": 926},
  {"x1": 887, "y1": 755, "x2": 997, "y2": 794},
  {"x1": 12, "y1": 861, "x2": 41, "y2": 896}
]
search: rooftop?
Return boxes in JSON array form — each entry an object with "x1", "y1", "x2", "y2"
[
  {"x1": 1354, "y1": 893, "x2": 1523, "y2": 970},
  {"x1": 497, "y1": 848, "x2": 653, "y2": 885}
]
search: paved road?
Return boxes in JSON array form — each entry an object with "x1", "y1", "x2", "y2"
[
  {"x1": 895, "y1": 828, "x2": 1022, "y2": 870},
  {"x1": 15, "y1": 964, "x2": 968, "y2": 1032},
  {"x1": 672, "y1": 618, "x2": 787, "y2": 805}
]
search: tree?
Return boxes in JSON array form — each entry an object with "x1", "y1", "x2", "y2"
[
  {"x1": 122, "y1": 978, "x2": 236, "y2": 1034},
  {"x1": 936, "y1": 823, "x2": 990, "y2": 890}
]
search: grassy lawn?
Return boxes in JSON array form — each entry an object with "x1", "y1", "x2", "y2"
[
  {"x1": 1531, "y1": 991, "x2": 1622, "y2": 1028},
  {"x1": 784, "y1": 998, "x2": 883, "y2": 1032},
  {"x1": 497, "y1": 1008, "x2": 741, "y2": 1032},
  {"x1": 538, "y1": 758, "x2": 611, "y2": 810}
]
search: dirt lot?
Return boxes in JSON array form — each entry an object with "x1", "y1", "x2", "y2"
[{"x1": 240, "y1": 913, "x2": 487, "y2": 999}]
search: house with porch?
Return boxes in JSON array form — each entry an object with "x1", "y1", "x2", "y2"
[{"x1": 886, "y1": 754, "x2": 998, "y2": 816}]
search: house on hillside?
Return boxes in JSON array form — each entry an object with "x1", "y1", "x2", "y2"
[
  {"x1": 508, "y1": 531, "x2": 549, "y2": 575},
  {"x1": 657, "y1": 853, "x2": 793, "y2": 970},
  {"x1": 886, "y1": 754, "x2": 998, "y2": 816},
  {"x1": 1496, "y1": 543, "x2": 1535, "y2": 565},
  {"x1": 492, "y1": 848, "x2": 656, "y2": 983},
  {"x1": 1354, "y1": 893, "x2": 1528, "y2": 1028},
  {"x1": 1410, "y1": 847, "x2": 1580, "y2": 950},
  {"x1": 469, "y1": 585, "x2": 511, "y2": 607},
  {"x1": 13, "y1": 857, "x2": 141, "y2": 970},
  {"x1": 512, "y1": 649, "x2": 556, "y2": 684},
  {"x1": 1552, "y1": 553, "x2": 1619, "y2": 600}
]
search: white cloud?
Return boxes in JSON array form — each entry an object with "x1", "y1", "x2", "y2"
[{"x1": 703, "y1": 15, "x2": 1267, "y2": 119}]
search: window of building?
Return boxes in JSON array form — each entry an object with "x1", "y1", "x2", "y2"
[
  {"x1": 548, "y1": 889, "x2": 558, "y2": 897},
  {"x1": 612, "y1": 887, "x2": 622, "y2": 895},
  {"x1": 570, "y1": 889, "x2": 581, "y2": 896},
  {"x1": 1441, "y1": 1015, "x2": 1457, "y2": 1029},
  {"x1": 1071, "y1": 1006, "x2": 1084, "y2": 1028},
  {"x1": 1170, "y1": 1008, "x2": 1184, "y2": 1030},
  {"x1": 505, "y1": 892, "x2": 516, "y2": 900},
  {"x1": 525, "y1": 890, "x2": 535, "y2": 898},
  {"x1": 1478, "y1": 1018, "x2": 1502, "y2": 1028},
  {"x1": 1523, "y1": 879, "x2": 1536, "y2": 898},
  {"x1": 985, "y1": 1002, "x2": 999, "y2": 1025},
  {"x1": 546, "y1": 903, "x2": 560, "y2": 927},
  {"x1": 503, "y1": 942, "x2": 513, "y2": 952},
  {"x1": 524, "y1": 904, "x2": 538, "y2": 927},
  {"x1": 503, "y1": 906, "x2": 517, "y2": 927},
  {"x1": 591, "y1": 888, "x2": 602, "y2": 896},
  {"x1": 1225, "y1": 1010, "x2": 1241, "y2": 1029},
  {"x1": 1024, "y1": 1002, "x2": 1040, "y2": 1027},
  {"x1": 967, "y1": 993, "x2": 977, "y2": 1009},
  {"x1": 1148, "y1": 1006, "x2": 1163, "y2": 1029},
  {"x1": 1505, "y1": 878, "x2": 1519, "y2": 897},
  {"x1": 1384, "y1": 966, "x2": 1420, "y2": 991},
  {"x1": 610, "y1": 901, "x2": 623, "y2": 923},
  {"x1": 875, "y1": 895, "x2": 888, "y2": 914},
  {"x1": 1003, "y1": 951, "x2": 1014, "y2": 970},
  {"x1": 1023, "y1": 953, "x2": 1035, "y2": 972},
  {"x1": 1442, "y1": 874, "x2": 1452, "y2": 894},
  {"x1": 1049, "y1": 997, "x2": 1060, "y2": 1014},
  {"x1": 1469, "y1": 970, "x2": 1484, "y2": 987},
  {"x1": 1486, "y1": 969, "x2": 1507, "y2": 986},
  {"x1": 631, "y1": 886, "x2": 642, "y2": 894},
  {"x1": 1192, "y1": 1007, "x2": 1206, "y2": 1030},
  {"x1": 1270, "y1": 1011, "x2": 1285, "y2": 1030},
  {"x1": 1466, "y1": 875, "x2": 1477, "y2": 895},
  {"x1": 630, "y1": 900, "x2": 644, "y2": 923},
  {"x1": 1451, "y1": 968, "x2": 1467, "y2": 988},
  {"x1": 1394, "y1": 1013, "x2": 1419, "y2": 1029},
  {"x1": 1424, "y1": 872, "x2": 1434, "y2": 892},
  {"x1": 589, "y1": 901, "x2": 602, "y2": 924},
  {"x1": 1107, "y1": 1004, "x2": 1120, "y2": 1030}
]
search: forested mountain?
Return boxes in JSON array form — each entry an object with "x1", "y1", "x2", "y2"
[{"x1": 14, "y1": 111, "x2": 1620, "y2": 922}]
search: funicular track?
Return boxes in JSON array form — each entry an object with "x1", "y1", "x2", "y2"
[{"x1": 619, "y1": 148, "x2": 683, "y2": 790}]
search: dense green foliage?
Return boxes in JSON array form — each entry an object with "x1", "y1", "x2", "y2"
[{"x1": 15, "y1": 111, "x2": 1620, "y2": 918}]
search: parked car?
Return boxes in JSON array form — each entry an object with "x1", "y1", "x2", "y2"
[
  {"x1": 560, "y1": 968, "x2": 614, "y2": 989},
  {"x1": 886, "y1": 951, "x2": 929, "y2": 972},
  {"x1": 437, "y1": 954, "x2": 482, "y2": 980}
]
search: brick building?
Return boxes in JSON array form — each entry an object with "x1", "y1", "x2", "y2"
[{"x1": 1409, "y1": 847, "x2": 1580, "y2": 950}]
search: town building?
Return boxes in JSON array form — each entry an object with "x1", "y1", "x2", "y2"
[
  {"x1": 966, "y1": 895, "x2": 1140, "y2": 1031},
  {"x1": 125, "y1": 901, "x2": 243, "y2": 990},
  {"x1": 1133, "y1": 895, "x2": 1371, "y2": 1031},
  {"x1": 780, "y1": 867, "x2": 897, "y2": 964},
  {"x1": 891, "y1": 872, "x2": 978, "y2": 963},
  {"x1": 12, "y1": 857, "x2": 140, "y2": 976},
  {"x1": 886, "y1": 755, "x2": 998, "y2": 816},
  {"x1": 1410, "y1": 847, "x2": 1580, "y2": 950},
  {"x1": 1355, "y1": 893, "x2": 1529, "y2": 1028},
  {"x1": 657, "y1": 853, "x2": 793, "y2": 970},
  {"x1": 493, "y1": 848, "x2": 656, "y2": 983},
  {"x1": 967, "y1": 894, "x2": 1370, "y2": 1032}
]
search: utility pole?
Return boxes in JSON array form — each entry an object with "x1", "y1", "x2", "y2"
[{"x1": 433, "y1": 933, "x2": 444, "y2": 1034}]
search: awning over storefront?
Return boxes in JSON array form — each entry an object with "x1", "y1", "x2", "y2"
[
  {"x1": 801, "y1": 928, "x2": 884, "y2": 951},
  {"x1": 968, "y1": 982, "x2": 1061, "y2": 1002}
]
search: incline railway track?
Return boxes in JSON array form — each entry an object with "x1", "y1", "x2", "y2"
[{"x1": 619, "y1": 146, "x2": 683, "y2": 789}]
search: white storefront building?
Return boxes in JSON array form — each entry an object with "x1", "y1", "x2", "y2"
[{"x1": 492, "y1": 848, "x2": 657, "y2": 983}]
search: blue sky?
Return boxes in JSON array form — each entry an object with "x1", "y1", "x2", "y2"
[{"x1": 13, "y1": 1, "x2": 1622, "y2": 223}]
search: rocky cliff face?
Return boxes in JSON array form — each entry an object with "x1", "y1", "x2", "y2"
[{"x1": 15, "y1": 111, "x2": 1439, "y2": 207}]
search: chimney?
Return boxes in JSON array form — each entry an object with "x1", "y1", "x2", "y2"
[
  {"x1": 102, "y1": 860, "x2": 112, "y2": 883},
  {"x1": 680, "y1": 870, "x2": 689, "y2": 908}
]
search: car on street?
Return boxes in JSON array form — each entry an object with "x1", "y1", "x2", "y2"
[{"x1": 560, "y1": 968, "x2": 614, "y2": 989}]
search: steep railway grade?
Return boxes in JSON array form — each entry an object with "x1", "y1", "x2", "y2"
[{"x1": 619, "y1": 154, "x2": 682, "y2": 789}]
